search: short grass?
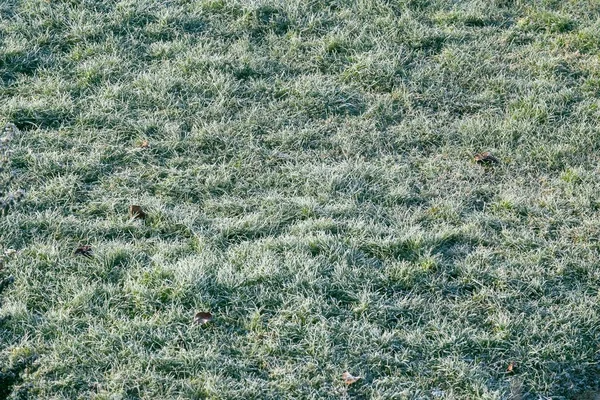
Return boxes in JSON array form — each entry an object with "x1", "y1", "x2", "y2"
[{"x1": 2, "y1": 0, "x2": 600, "y2": 398}]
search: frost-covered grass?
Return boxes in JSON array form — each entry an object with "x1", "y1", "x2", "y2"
[{"x1": 2, "y1": 0, "x2": 600, "y2": 398}]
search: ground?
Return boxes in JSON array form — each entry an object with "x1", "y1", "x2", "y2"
[{"x1": 1, "y1": 0, "x2": 600, "y2": 399}]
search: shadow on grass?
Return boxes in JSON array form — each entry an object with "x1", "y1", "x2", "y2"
[
  {"x1": 0, "y1": 354, "x2": 37, "y2": 400},
  {"x1": 358, "y1": 231, "x2": 478, "y2": 263},
  {"x1": 0, "y1": 275, "x2": 33, "y2": 400},
  {"x1": 0, "y1": 50, "x2": 46, "y2": 85},
  {"x1": 9, "y1": 107, "x2": 73, "y2": 131}
]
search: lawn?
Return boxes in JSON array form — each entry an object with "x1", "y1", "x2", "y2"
[{"x1": 1, "y1": 0, "x2": 600, "y2": 398}]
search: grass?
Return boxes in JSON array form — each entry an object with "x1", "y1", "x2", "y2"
[{"x1": 1, "y1": 0, "x2": 600, "y2": 398}]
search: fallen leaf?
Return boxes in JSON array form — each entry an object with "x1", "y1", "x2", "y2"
[
  {"x1": 474, "y1": 151, "x2": 499, "y2": 165},
  {"x1": 74, "y1": 245, "x2": 93, "y2": 258},
  {"x1": 129, "y1": 205, "x2": 146, "y2": 219},
  {"x1": 140, "y1": 140, "x2": 150, "y2": 149},
  {"x1": 507, "y1": 362, "x2": 515, "y2": 373},
  {"x1": 194, "y1": 312, "x2": 213, "y2": 325},
  {"x1": 342, "y1": 371, "x2": 360, "y2": 385}
]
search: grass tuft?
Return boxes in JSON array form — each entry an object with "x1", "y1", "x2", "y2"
[{"x1": 2, "y1": 0, "x2": 600, "y2": 398}]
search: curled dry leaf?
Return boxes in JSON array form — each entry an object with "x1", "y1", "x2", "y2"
[
  {"x1": 74, "y1": 245, "x2": 93, "y2": 258},
  {"x1": 129, "y1": 205, "x2": 146, "y2": 219},
  {"x1": 474, "y1": 151, "x2": 499, "y2": 165},
  {"x1": 342, "y1": 371, "x2": 360, "y2": 385},
  {"x1": 140, "y1": 140, "x2": 150, "y2": 149},
  {"x1": 507, "y1": 362, "x2": 515, "y2": 373},
  {"x1": 194, "y1": 312, "x2": 213, "y2": 325}
]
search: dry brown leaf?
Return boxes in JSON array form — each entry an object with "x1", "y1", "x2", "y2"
[
  {"x1": 140, "y1": 140, "x2": 150, "y2": 149},
  {"x1": 74, "y1": 245, "x2": 93, "y2": 258},
  {"x1": 474, "y1": 151, "x2": 499, "y2": 165},
  {"x1": 129, "y1": 205, "x2": 146, "y2": 219},
  {"x1": 342, "y1": 371, "x2": 360, "y2": 385},
  {"x1": 194, "y1": 312, "x2": 213, "y2": 325},
  {"x1": 507, "y1": 362, "x2": 515, "y2": 373}
]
